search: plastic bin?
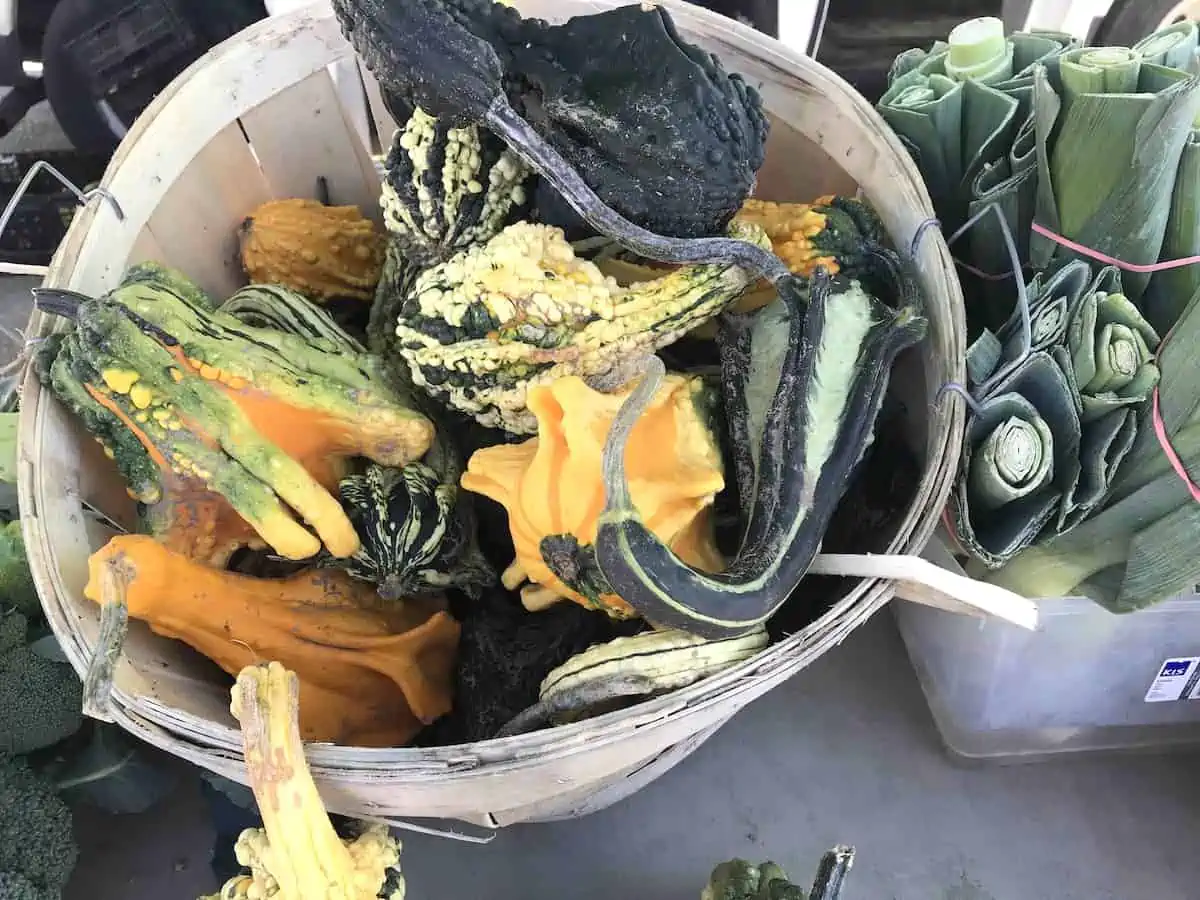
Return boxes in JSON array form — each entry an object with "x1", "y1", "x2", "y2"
[{"x1": 894, "y1": 585, "x2": 1200, "y2": 762}]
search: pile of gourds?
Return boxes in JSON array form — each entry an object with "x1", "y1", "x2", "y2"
[{"x1": 35, "y1": 0, "x2": 929, "y2": 748}]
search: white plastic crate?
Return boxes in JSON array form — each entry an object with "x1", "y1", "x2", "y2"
[{"x1": 894, "y1": 572, "x2": 1200, "y2": 762}]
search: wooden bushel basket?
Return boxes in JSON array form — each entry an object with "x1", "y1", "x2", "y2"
[{"x1": 17, "y1": 0, "x2": 966, "y2": 831}]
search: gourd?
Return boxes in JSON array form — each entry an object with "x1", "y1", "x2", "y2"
[
  {"x1": 239, "y1": 198, "x2": 387, "y2": 302},
  {"x1": 499, "y1": 625, "x2": 768, "y2": 736},
  {"x1": 213, "y1": 280, "x2": 497, "y2": 600},
  {"x1": 390, "y1": 219, "x2": 771, "y2": 434},
  {"x1": 379, "y1": 100, "x2": 531, "y2": 267},
  {"x1": 337, "y1": 0, "x2": 768, "y2": 239},
  {"x1": 206, "y1": 662, "x2": 407, "y2": 900},
  {"x1": 33, "y1": 264, "x2": 434, "y2": 567},
  {"x1": 461, "y1": 372, "x2": 725, "y2": 617},
  {"x1": 330, "y1": 462, "x2": 493, "y2": 600},
  {"x1": 735, "y1": 196, "x2": 886, "y2": 281},
  {"x1": 338, "y1": 0, "x2": 928, "y2": 642},
  {"x1": 83, "y1": 534, "x2": 460, "y2": 747},
  {"x1": 219, "y1": 284, "x2": 365, "y2": 353},
  {"x1": 595, "y1": 256, "x2": 928, "y2": 639}
]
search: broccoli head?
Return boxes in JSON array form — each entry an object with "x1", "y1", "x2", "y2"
[
  {"x1": 0, "y1": 612, "x2": 83, "y2": 756},
  {"x1": 0, "y1": 522, "x2": 39, "y2": 620},
  {"x1": 0, "y1": 755, "x2": 77, "y2": 900}
]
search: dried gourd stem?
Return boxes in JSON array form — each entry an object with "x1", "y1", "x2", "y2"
[
  {"x1": 809, "y1": 846, "x2": 855, "y2": 900},
  {"x1": 496, "y1": 674, "x2": 650, "y2": 738},
  {"x1": 485, "y1": 98, "x2": 791, "y2": 283},
  {"x1": 32, "y1": 287, "x2": 90, "y2": 320},
  {"x1": 600, "y1": 354, "x2": 666, "y2": 516},
  {"x1": 82, "y1": 554, "x2": 133, "y2": 722}
]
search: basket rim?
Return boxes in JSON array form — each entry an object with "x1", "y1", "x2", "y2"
[{"x1": 18, "y1": 0, "x2": 966, "y2": 770}]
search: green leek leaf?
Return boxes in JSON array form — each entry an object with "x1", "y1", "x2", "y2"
[
  {"x1": 983, "y1": 283, "x2": 1200, "y2": 609},
  {"x1": 1145, "y1": 127, "x2": 1200, "y2": 333},
  {"x1": 1036, "y1": 48, "x2": 1200, "y2": 300},
  {"x1": 949, "y1": 351, "x2": 1080, "y2": 566}
]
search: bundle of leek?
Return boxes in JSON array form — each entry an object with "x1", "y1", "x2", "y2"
[
  {"x1": 1033, "y1": 36, "x2": 1200, "y2": 302},
  {"x1": 879, "y1": 17, "x2": 1078, "y2": 300},
  {"x1": 980, "y1": 284, "x2": 1200, "y2": 611},
  {"x1": 949, "y1": 260, "x2": 1160, "y2": 567},
  {"x1": 882, "y1": 19, "x2": 1200, "y2": 330}
]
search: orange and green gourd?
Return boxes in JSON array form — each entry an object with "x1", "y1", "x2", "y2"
[
  {"x1": 461, "y1": 372, "x2": 725, "y2": 617},
  {"x1": 33, "y1": 263, "x2": 435, "y2": 567}
]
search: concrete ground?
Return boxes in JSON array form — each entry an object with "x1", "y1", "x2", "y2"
[
  {"x1": 61, "y1": 613, "x2": 1200, "y2": 900},
  {"x1": 7, "y1": 96, "x2": 1200, "y2": 900}
]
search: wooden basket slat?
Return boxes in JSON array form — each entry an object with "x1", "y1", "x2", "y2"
[
  {"x1": 145, "y1": 121, "x2": 273, "y2": 298},
  {"x1": 357, "y1": 62, "x2": 397, "y2": 154},
  {"x1": 19, "y1": 0, "x2": 966, "y2": 828},
  {"x1": 238, "y1": 67, "x2": 382, "y2": 217}
]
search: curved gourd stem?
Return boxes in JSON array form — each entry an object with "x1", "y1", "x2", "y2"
[
  {"x1": 32, "y1": 287, "x2": 89, "y2": 320},
  {"x1": 82, "y1": 555, "x2": 132, "y2": 722},
  {"x1": 485, "y1": 98, "x2": 791, "y2": 282},
  {"x1": 599, "y1": 354, "x2": 667, "y2": 517}
]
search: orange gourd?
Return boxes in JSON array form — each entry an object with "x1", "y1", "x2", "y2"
[
  {"x1": 239, "y1": 198, "x2": 387, "y2": 302},
  {"x1": 461, "y1": 373, "x2": 725, "y2": 617},
  {"x1": 84, "y1": 534, "x2": 459, "y2": 747}
]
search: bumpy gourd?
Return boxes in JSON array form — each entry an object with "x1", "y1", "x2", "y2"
[
  {"x1": 379, "y1": 102, "x2": 531, "y2": 267},
  {"x1": 335, "y1": 0, "x2": 768, "y2": 239},
  {"x1": 461, "y1": 373, "x2": 725, "y2": 617},
  {"x1": 239, "y1": 198, "x2": 387, "y2": 302},
  {"x1": 391, "y1": 219, "x2": 771, "y2": 433},
  {"x1": 735, "y1": 196, "x2": 885, "y2": 281},
  {"x1": 34, "y1": 264, "x2": 434, "y2": 566},
  {"x1": 84, "y1": 534, "x2": 459, "y2": 747}
]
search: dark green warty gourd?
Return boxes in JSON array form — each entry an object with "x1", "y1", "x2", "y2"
[{"x1": 332, "y1": 0, "x2": 784, "y2": 275}]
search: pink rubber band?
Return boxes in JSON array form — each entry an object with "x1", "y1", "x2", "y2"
[
  {"x1": 1032, "y1": 223, "x2": 1200, "y2": 273},
  {"x1": 1153, "y1": 387, "x2": 1200, "y2": 504}
]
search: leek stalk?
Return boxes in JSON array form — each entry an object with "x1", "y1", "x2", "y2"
[{"x1": 983, "y1": 285, "x2": 1200, "y2": 610}]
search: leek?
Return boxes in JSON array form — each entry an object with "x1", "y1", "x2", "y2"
[
  {"x1": 1065, "y1": 266, "x2": 1160, "y2": 422},
  {"x1": 983, "y1": 284, "x2": 1200, "y2": 610},
  {"x1": 950, "y1": 262, "x2": 1153, "y2": 564},
  {"x1": 1144, "y1": 129, "x2": 1200, "y2": 333},
  {"x1": 879, "y1": 20, "x2": 1079, "y2": 283},
  {"x1": 1034, "y1": 43, "x2": 1200, "y2": 301},
  {"x1": 949, "y1": 351, "x2": 1079, "y2": 566}
]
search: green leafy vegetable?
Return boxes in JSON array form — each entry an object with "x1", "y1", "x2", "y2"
[
  {"x1": 981, "y1": 284, "x2": 1200, "y2": 609},
  {"x1": 1032, "y1": 36, "x2": 1200, "y2": 300},
  {"x1": 950, "y1": 262, "x2": 1154, "y2": 565}
]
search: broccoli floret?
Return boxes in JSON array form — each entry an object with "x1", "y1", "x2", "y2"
[
  {"x1": 0, "y1": 523, "x2": 38, "y2": 620},
  {"x1": 0, "y1": 755, "x2": 77, "y2": 899},
  {"x1": 0, "y1": 613, "x2": 82, "y2": 755}
]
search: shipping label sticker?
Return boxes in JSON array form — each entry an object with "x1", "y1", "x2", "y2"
[{"x1": 1145, "y1": 658, "x2": 1200, "y2": 703}]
